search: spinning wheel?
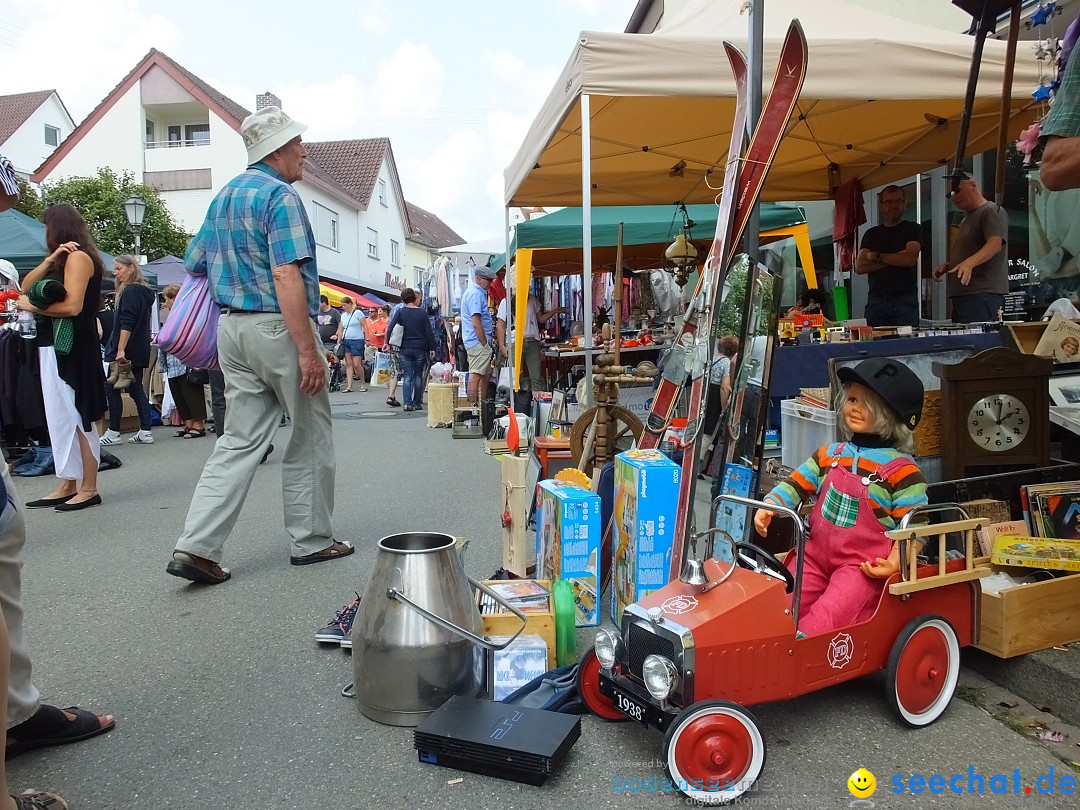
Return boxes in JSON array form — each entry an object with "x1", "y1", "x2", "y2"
[{"x1": 569, "y1": 405, "x2": 643, "y2": 470}]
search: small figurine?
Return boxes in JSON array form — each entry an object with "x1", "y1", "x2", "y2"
[{"x1": 754, "y1": 358, "x2": 928, "y2": 637}]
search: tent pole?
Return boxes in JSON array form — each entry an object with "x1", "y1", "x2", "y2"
[
  {"x1": 994, "y1": 2, "x2": 1022, "y2": 205},
  {"x1": 505, "y1": 205, "x2": 515, "y2": 392},
  {"x1": 916, "y1": 172, "x2": 923, "y2": 320},
  {"x1": 744, "y1": 0, "x2": 764, "y2": 261},
  {"x1": 582, "y1": 94, "x2": 594, "y2": 409}
]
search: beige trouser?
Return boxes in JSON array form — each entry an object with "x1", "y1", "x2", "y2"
[
  {"x1": 175, "y1": 313, "x2": 336, "y2": 562},
  {"x1": 1, "y1": 465, "x2": 42, "y2": 727}
]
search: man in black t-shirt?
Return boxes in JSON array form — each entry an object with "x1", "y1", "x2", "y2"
[
  {"x1": 856, "y1": 185, "x2": 923, "y2": 327},
  {"x1": 315, "y1": 295, "x2": 341, "y2": 345}
]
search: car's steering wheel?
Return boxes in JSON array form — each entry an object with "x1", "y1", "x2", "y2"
[{"x1": 735, "y1": 541, "x2": 795, "y2": 594}]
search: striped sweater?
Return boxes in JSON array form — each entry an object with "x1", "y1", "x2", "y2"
[{"x1": 765, "y1": 442, "x2": 927, "y2": 530}]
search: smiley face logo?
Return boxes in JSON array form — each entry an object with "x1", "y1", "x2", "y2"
[{"x1": 848, "y1": 768, "x2": 876, "y2": 798}]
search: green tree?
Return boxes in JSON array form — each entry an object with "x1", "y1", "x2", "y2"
[
  {"x1": 714, "y1": 256, "x2": 775, "y2": 340},
  {"x1": 13, "y1": 178, "x2": 44, "y2": 220},
  {"x1": 42, "y1": 168, "x2": 190, "y2": 259}
]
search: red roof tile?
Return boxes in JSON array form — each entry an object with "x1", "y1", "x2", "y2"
[
  {"x1": 0, "y1": 90, "x2": 55, "y2": 146},
  {"x1": 303, "y1": 139, "x2": 391, "y2": 209},
  {"x1": 405, "y1": 201, "x2": 465, "y2": 249}
]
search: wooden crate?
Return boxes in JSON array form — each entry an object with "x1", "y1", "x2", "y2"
[
  {"x1": 1002, "y1": 322, "x2": 1049, "y2": 355},
  {"x1": 974, "y1": 557, "x2": 1080, "y2": 657},
  {"x1": 479, "y1": 580, "x2": 557, "y2": 669}
]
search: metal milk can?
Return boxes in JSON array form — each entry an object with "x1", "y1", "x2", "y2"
[{"x1": 352, "y1": 532, "x2": 527, "y2": 726}]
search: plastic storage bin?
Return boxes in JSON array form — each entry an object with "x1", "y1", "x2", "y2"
[{"x1": 780, "y1": 399, "x2": 838, "y2": 469}]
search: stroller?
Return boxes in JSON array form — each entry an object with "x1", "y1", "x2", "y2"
[{"x1": 327, "y1": 350, "x2": 346, "y2": 393}]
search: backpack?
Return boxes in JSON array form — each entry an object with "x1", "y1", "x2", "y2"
[{"x1": 499, "y1": 663, "x2": 586, "y2": 714}]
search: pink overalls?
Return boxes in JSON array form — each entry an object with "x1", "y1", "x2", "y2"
[{"x1": 788, "y1": 447, "x2": 909, "y2": 637}]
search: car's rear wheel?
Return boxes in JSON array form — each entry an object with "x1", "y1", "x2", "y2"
[
  {"x1": 886, "y1": 615, "x2": 960, "y2": 727},
  {"x1": 664, "y1": 700, "x2": 765, "y2": 805},
  {"x1": 575, "y1": 649, "x2": 628, "y2": 722}
]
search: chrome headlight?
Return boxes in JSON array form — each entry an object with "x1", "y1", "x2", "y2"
[
  {"x1": 642, "y1": 654, "x2": 679, "y2": 700},
  {"x1": 594, "y1": 628, "x2": 622, "y2": 669}
]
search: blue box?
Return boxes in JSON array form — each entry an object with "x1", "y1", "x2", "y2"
[
  {"x1": 612, "y1": 449, "x2": 682, "y2": 625},
  {"x1": 536, "y1": 480, "x2": 601, "y2": 627}
]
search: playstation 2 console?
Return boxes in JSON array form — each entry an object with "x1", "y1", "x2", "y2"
[{"x1": 414, "y1": 696, "x2": 580, "y2": 786}]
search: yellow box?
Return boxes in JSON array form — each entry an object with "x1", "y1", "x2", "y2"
[
  {"x1": 478, "y1": 580, "x2": 556, "y2": 669},
  {"x1": 990, "y1": 536, "x2": 1080, "y2": 572}
]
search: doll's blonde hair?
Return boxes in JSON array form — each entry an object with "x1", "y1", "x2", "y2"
[{"x1": 833, "y1": 381, "x2": 915, "y2": 455}]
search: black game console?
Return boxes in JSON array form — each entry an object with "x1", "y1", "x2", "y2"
[{"x1": 414, "y1": 696, "x2": 581, "y2": 786}]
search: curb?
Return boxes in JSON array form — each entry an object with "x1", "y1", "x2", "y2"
[{"x1": 963, "y1": 643, "x2": 1080, "y2": 728}]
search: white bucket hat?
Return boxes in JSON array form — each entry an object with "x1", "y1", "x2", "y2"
[{"x1": 241, "y1": 106, "x2": 307, "y2": 166}]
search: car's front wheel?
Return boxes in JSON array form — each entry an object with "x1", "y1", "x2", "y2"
[{"x1": 664, "y1": 700, "x2": 766, "y2": 805}]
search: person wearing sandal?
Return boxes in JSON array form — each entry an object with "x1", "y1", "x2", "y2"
[
  {"x1": 158, "y1": 285, "x2": 208, "y2": 439},
  {"x1": 16, "y1": 204, "x2": 107, "y2": 512},
  {"x1": 386, "y1": 287, "x2": 436, "y2": 412},
  {"x1": 1, "y1": 463, "x2": 113, "y2": 786},
  {"x1": 166, "y1": 107, "x2": 349, "y2": 585},
  {"x1": 332, "y1": 297, "x2": 368, "y2": 393}
]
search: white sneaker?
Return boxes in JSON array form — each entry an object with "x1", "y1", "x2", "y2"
[
  {"x1": 128, "y1": 430, "x2": 154, "y2": 444},
  {"x1": 100, "y1": 430, "x2": 122, "y2": 446}
]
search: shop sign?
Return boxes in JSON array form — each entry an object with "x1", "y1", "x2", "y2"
[
  {"x1": 1008, "y1": 258, "x2": 1034, "y2": 286},
  {"x1": 384, "y1": 273, "x2": 407, "y2": 291}
]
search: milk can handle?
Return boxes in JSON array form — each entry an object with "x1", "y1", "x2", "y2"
[{"x1": 386, "y1": 570, "x2": 528, "y2": 651}]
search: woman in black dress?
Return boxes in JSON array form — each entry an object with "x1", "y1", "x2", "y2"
[{"x1": 16, "y1": 204, "x2": 107, "y2": 511}]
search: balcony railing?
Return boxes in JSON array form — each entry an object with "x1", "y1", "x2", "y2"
[{"x1": 145, "y1": 139, "x2": 210, "y2": 149}]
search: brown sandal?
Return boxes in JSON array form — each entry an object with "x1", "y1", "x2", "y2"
[
  {"x1": 166, "y1": 551, "x2": 231, "y2": 584},
  {"x1": 290, "y1": 540, "x2": 354, "y2": 566},
  {"x1": 13, "y1": 791, "x2": 68, "y2": 810}
]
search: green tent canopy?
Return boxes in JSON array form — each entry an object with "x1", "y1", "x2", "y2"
[
  {"x1": 491, "y1": 202, "x2": 808, "y2": 275},
  {"x1": 0, "y1": 209, "x2": 155, "y2": 289}
]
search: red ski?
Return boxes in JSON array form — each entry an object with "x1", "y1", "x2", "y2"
[{"x1": 642, "y1": 21, "x2": 808, "y2": 581}]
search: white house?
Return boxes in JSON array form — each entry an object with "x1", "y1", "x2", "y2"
[
  {"x1": 0, "y1": 90, "x2": 75, "y2": 181},
  {"x1": 32, "y1": 49, "x2": 452, "y2": 301}
]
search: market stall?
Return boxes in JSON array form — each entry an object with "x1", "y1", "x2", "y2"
[{"x1": 500, "y1": 203, "x2": 814, "y2": 392}]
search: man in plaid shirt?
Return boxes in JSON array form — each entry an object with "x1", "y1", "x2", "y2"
[
  {"x1": 1042, "y1": 30, "x2": 1080, "y2": 191},
  {"x1": 167, "y1": 108, "x2": 351, "y2": 586}
]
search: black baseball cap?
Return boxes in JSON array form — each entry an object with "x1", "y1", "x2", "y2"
[{"x1": 837, "y1": 358, "x2": 923, "y2": 429}]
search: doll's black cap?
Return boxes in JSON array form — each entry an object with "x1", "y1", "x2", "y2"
[{"x1": 837, "y1": 358, "x2": 924, "y2": 429}]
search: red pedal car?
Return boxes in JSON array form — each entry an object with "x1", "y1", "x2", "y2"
[{"x1": 578, "y1": 499, "x2": 987, "y2": 805}]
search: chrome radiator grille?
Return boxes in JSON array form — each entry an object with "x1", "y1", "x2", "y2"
[{"x1": 627, "y1": 622, "x2": 677, "y2": 679}]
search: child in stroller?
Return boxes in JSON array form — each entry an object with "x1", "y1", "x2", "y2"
[{"x1": 327, "y1": 350, "x2": 346, "y2": 393}]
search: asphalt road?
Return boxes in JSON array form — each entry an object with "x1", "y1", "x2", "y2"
[{"x1": 7, "y1": 388, "x2": 1077, "y2": 809}]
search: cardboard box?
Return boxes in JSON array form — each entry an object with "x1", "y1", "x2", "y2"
[
  {"x1": 612, "y1": 449, "x2": 682, "y2": 625},
  {"x1": 990, "y1": 535, "x2": 1080, "y2": 572},
  {"x1": 975, "y1": 558, "x2": 1080, "y2": 657},
  {"x1": 536, "y1": 480, "x2": 600, "y2": 627}
]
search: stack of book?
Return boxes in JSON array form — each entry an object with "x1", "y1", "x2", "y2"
[
  {"x1": 479, "y1": 580, "x2": 552, "y2": 614},
  {"x1": 797, "y1": 387, "x2": 831, "y2": 410}
]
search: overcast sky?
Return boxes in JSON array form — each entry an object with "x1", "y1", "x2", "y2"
[{"x1": 2, "y1": 0, "x2": 638, "y2": 242}]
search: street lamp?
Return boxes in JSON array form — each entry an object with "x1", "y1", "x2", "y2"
[{"x1": 123, "y1": 193, "x2": 147, "y2": 259}]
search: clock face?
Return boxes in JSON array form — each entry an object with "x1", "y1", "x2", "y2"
[{"x1": 967, "y1": 395, "x2": 1030, "y2": 452}]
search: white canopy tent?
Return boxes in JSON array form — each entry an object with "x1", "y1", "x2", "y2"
[
  {"x1": 502, "y1": 0, "x2": 1041, "y2": 407},
  {"x1": 503, "y1": 0, "x2": 1041, "y2": 208}
]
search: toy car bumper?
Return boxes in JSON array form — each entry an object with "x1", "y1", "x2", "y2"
[{"x1": 599, "y1": 670, "x2": 678, "y2": 732}]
